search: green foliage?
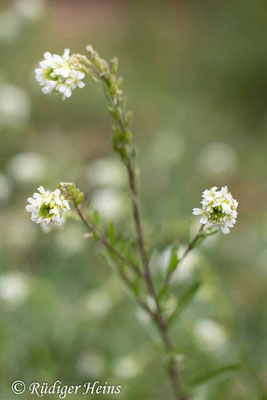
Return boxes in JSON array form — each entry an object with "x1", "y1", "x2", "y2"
[
  {"x1": 193, "y1": 228, "x2": 218, "y2": 249},
  {"x1": 168, "y1": 282, "x2": 201, "y2": 326},
  {"x1": 191, "y1": 364, "x2": 241, "y2": 388},
  {"x1": 167, "y1": 244, "x2": 179, "y2": 275},
  {"x1": 59, "y1": 182, "x2": 84, "y2": 207}
]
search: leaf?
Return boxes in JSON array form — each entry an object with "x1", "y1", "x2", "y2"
[
  {"x1": 192, "y1": 229, "x2": 218, "y2": 249},
  {"x1": 157, "y1": 284, "x2": 169, "y2": 301},
  {"x1": 131, "y1": 275, "x2": 142, "y2": 297},
  {"x1": 108, "y1": 221, "x2": 115, "y2": 246},
  {"x1": 92, "y1": 210, "x2": 100, "y2": 226},
  {"x1": 167, "y1": 244, "x2": 179, "y2": 275},
  {"x1": 204, "y1": 229, "x2": 219, "y2": 237},
  {"x1": 191, "y1": 363, "x2": 241, "y2": 388},
  {"x1": 168, "y1": 281, "x2": 201, "y2": 326}
]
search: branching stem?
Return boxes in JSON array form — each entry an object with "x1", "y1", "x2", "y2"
[{"x1": 76, "y1": 204, "x2": 142, "y2": 278}]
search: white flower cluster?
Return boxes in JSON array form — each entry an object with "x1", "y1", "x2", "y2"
[
  {"x1": 193, "y1": 186, "x2": 238, "y2": 234},
  {"x1": 35, "y1": 49, "x2": 85, "y2": 100},
  {"x1": 26, "y1": 186, "x2": 70, "y2": 228}
]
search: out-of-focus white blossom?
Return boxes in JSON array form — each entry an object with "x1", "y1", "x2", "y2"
[
  {"x1": 194, "y1": 319, "x2": 227, "y2": 352},
  {"x1": 91, "y1": 188, "x2": 128, "y2": 221},
  {"x1": 14, "y1": 0, "x2": 45, "y2": 21},
  {"x1": 0, "y1": 272, "x2": 30, "y2": 307},
  {"x1": 0, "y1": 173, "x2": 12, "y2": 205},
  {"x1": 113, "y1": 356, "x2": 140, "y2": 379},
  {"x1": 0, "y1": 84, "x2": 30, "y2": 127},
  {"x1": 161, "y1": 295, "x2": 177, "y2": 318},
  {"x1": 35, "y1": 49, "x2": 85, "y2": 100},
  {"x1": 26, "y1": 186, "x2": 70, "y2": 228},
  {"x1": 86, "y1": 157, "x2": 127, "y2": 188},
  {"x1": 151, "y1": 130, "x2": 185, "y2": 165},
  {"x1": 0, "y1": 0, "x2": 45, "y2": 43},
  {"x1": 0, "y1": 10, "x2": 22, "y2": 43},
  {"x1": 193, "y1": 186, "x2": 238, "y2": 234},
  {"x1": 76, "y1": 352, "x2": 105, "y2": 378},
  {"x1": 197, "y1": 142, "x2": 238, "y2": 176},
  {"x1": 136, "y1": 308, "x2": 151, "y2": 324},
  {"x1": 146, "y1": 295, "x2": 157, "y2": 313},
  {"x1": 85, "y1": 289, "x2": 111, "y2": 318},
  {"x1": 7, "y1": 152, "x2": 46, "y2": 183}
]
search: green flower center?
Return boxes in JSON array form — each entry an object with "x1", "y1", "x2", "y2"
[
  {"x1": 39, "y1": 203, "x2": 52, "y2": 218},
  {"x1": 44, "y1": 67, "x2": 57, "y2": 81},
  {"x1": 211, "y1": 205, "x2": 224, "y2": 222}
]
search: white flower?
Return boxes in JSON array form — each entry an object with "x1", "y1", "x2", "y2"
[
  {"x1": 35, "y1": 49, "x2": 85, "y2": 100},
  {"x1": 26, "y1": 186, "x2": 70, "y2": 228},
  {"x1": 193, "y1": 186, "x2": 238, "y2": 234}
]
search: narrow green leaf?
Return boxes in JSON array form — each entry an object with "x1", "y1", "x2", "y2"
[
  {"x1": 191, "y1": 363, "x2": 241, "y2": 388},
  {"x1": 131, "y1": 275, "x2": 141, "y2": 297},
  {"x1": 192, "y1": 229, "x2": 218, "y2": 249},
  {"x1": 125, "y1": 110, "x2": 133, "y2": 127},
  {"x1": 167, "y1": 244, "x2": 179, "y2": 274},
  {"x1": 204, "y1": 229, "x2": 219, "y2": 237},
  {"x1": 168, "y1": 281, "x2": 201, "y2": 326},
  {"x1": 92, "y1": 210, "x2": 100, "y2": 226},
  {"x1": 157, "y1": 284, "x2": 169, "y2": 300}
]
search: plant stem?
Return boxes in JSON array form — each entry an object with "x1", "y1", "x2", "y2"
[
  {"x1": 165, "y1": 224, "x2": 204, "y2": 286},
  {"x1": 76, "y1": 205, "x2": 142, "y2": 278},
  {"x1": 75, "y1": 205, "x2": 159, "y2": 320},
  {"x1": 83, "y1": 50, "x2": 184, "y2": 399},
  {"x1": 106, "y1": 79, "x2": 184, "y2": 400},
  {"x1": 126, "y1": 157, "x2": 183, "y2": 400}
]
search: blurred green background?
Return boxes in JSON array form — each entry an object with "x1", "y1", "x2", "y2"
[{"x1": 0, "y1": 0, "x2": 267, "y2": 399}]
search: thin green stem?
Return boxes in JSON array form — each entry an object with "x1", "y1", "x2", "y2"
[
  {"x1": 82, "y1": 47, "x2": 185, "y2": 400},
  {"x1": 76, "y1": 204, "x2": 142, "y2": 278},
  {"x1": 165, "y1": 224, "x2": 204, "y2": 286}
]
